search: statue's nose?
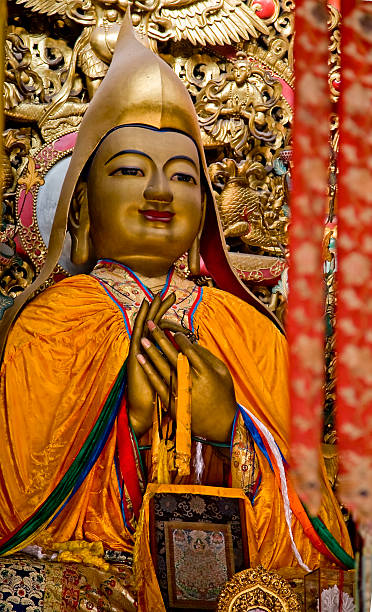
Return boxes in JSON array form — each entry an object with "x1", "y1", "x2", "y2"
[{"x1": 144, "y1": 170, "x2": 173, "y2": 204}]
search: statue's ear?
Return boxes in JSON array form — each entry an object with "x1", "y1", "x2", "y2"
[
  {"x1": 198, "y1": 188, "x2": 206, "y2": 239},
  {"x1": 68, "y1": 179, "x2": 95, "y2": 265},
  {"x1": 188, "y1": 190, "x2": 206, "y2": 275}
]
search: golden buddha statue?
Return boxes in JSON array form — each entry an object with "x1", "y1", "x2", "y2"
[{"x1": 0, "y1": 12, "x2": 352, "y2": 611}]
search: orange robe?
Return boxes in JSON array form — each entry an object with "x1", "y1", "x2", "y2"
[{"x1": 0, "y1": 271, "x2": 352, "y2": 571}]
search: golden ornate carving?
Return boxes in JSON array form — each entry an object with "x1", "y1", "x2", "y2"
[
  {"x1": 0, "y1": 4, "x2": 6, "y2": 219},
  {"x1": 244, "y1": 39, "x2": 293, "y2": 86},
  {"x1": 0, "y1": 126, "x2": 37, "y2": 303},
  {"x1": 195, "y1": 51, "x2": 291, "y2": 158},
  {"x1": 2, "y1": 127, "x2": 33, "y2": 217},
  {"x1": 243, "y1": 0, "x2": 294, "y2": 73},
  {"x1": 217, "y1": 566, "x2": 302, "y2": 611},
  {"x1": 4, "y1": 26, "x2": 88, "y2": 134},
  {"x1": 328, "y1": 3, "x2": 340, "y2": 104},
  {"x1": 209, "y1": 158, "x2": 288, "y2": 254},
  {"x1": 251, "y1": 282, "x2": 286, "y2": 323},
  {"x1": 11, "y1": 0, "x2": 270, "y2": 60},
  {"x1": 148, "y1": 0, "x2": 269, "y2": 46},
  {"x1": 163, "y1": 51, "x2": 224, "y2": 97},
  {"x1": 0, "y1": 257, "x2": 35, "y2": 298},
  {"x1": 323, "y1": 225, "x2": 337, "y2": 470},
  {"x1": 322, "y1": 4, "x2": 340, "y2": 461},
  {"x1": 18, "y1": 157, "x2": 44, "y2": 194}
]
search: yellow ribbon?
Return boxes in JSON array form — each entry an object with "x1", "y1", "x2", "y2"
[{"x1": 175, "y1": 353, "x2": 192, "y2": 476}]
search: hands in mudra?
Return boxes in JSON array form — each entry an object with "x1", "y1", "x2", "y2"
[{"x1": 127, "y1": 293, "x2": 237, "y2": 442}]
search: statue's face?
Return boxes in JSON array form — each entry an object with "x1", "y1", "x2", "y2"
[
  {"x1": 86, "y1": 125, "x2": 203, "y2": 276},
  {"x1": 234, "y1": 65, "x2": 248, "y2": 85}
]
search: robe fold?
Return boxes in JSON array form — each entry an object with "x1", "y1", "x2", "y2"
[{"x1": 0, "y1": 269, "x2": 352, "y2": 574}]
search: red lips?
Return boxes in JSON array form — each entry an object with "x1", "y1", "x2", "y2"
[{"x1": 139, "y1": 210, "x2": 175, "y2": 223}]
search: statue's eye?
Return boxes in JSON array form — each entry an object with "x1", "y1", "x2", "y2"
[
  {"x1": 171, "y1": 172, "x2": 196, "y2": 184},
  {"x1": 110, "y1": 167, "x2": 144, "y2": 176}
]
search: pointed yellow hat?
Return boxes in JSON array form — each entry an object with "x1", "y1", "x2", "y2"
[{"x1": 0, "y1": 12, "x2": 282, "y2": 353}]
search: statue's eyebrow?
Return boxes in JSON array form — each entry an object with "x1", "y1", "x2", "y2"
[
  {"x1": 104, "y1": 150, "x2": 152, "y2": 165},
  {"x1": 104, "y1": 151, "x2": 198, "y2": 169},
  {"x1": 167, "y1": 155, "x2": 198, "y2": 169}
]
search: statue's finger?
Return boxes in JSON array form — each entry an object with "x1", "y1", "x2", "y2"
[
  {"x1": 174, "y1": 332, "x2": 205, "y2": 372},
  {"x1": 140, "y1": 337, "x2": 177, "y2": 389},
  {"x1": 153, "y1": 292, "x2": 177, "y2": 326},
  {"x1": 158, "y1": 320, "x2": 191, "y2": 335},
  {"x1": 136, "y1": 353, "x2": 170, "y2": 406},
  {"x1": 130, "y1": 299, "x2": 149, "y2": 349},
  {"x1": 147, "y1": 320, "x2": 179, "y2": 368},
  {"x1": 141, "y1": 294, "x2": 162, "y2": 339},
  {"x1": 146, "y1": 293, "x2": 162, "y2": 324}
]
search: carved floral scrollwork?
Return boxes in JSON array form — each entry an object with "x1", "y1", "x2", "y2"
[{"x1": 5, "y1": 28, "x2": 82, "y2": 106}]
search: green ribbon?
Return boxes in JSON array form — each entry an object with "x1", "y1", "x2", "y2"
[{"x1": 307, "y1": 513, "x2": 355, "y2": 569}]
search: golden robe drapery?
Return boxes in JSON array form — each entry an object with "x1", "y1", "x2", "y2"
[{"x1": 0, "y1": 268, "x2": 352, "y2": 576}]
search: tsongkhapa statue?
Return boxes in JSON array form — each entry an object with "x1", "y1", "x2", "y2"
[{"x1": 0, "y1": 12, "x2": 352, "y2": 611}]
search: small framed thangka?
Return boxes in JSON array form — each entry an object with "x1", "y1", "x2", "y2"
[
  {"x1": 164, "y1": 521, "x2": 235, "y2": 609},
  {"x1": 148, "y1": 485, "x2": 250, "y2": 610}
]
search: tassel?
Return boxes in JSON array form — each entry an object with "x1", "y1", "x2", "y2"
[
  {"x1": 175, "y1": 353, "x2": 192, "y2": 476},
  {"x1": 193, "y1": 440, "x2": 204, "y2": 484}
]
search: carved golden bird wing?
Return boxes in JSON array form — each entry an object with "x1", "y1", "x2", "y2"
[
  {"x1": 11, "y1": 0, "x2": 71, "y2": 16},
  {"x1": 154, "y1": 0, "x2": 269, "y2": 46}
]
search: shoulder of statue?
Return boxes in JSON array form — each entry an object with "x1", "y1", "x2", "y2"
[
  {"x1": 197, "y1": 285, "x2": 286, "y2": 342},
  {"x1": 22, "y1": 274, "x2": 103, "y2": 310},
  {"x1": 8, "y1": 274, "x2": 121, "y2": 341}
]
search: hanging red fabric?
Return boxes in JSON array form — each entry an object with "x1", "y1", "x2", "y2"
[
  {"x1": 336, "y1": 0, "x2": 372, "y2": 525},
  {"x1": 117, "y1": 394, "x2": 144, "y2": 521},
  {"x1": 288, "y1": 0, "x2": 331, "y2": 513}
]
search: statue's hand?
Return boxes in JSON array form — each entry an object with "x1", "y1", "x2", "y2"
[
  {"x1": 128, "y1": 294, "x2": 176, "y2": 438},
  {"x1": 137, "y1": 321, "x2": 237, "y2": 443}
]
